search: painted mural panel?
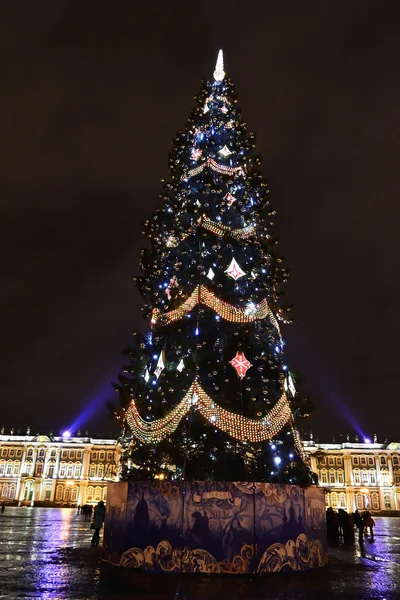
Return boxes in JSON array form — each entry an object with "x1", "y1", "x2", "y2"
[{"x1": 104, "y1": 481, "x2": 327, "y2": 574}]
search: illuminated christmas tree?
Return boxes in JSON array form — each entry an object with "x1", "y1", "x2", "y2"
[{"x1": 114, "y1": 51, "x2": 315, "y2": 484}]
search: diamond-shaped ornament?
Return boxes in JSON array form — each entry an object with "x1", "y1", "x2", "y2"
[
  {"x1": 144, "y1": 368, "x2": 150, "y2": 383},
  {"x1": 177, "y1": 359, "x2": 185, "y2": 372},
  {"x1": 219, "y1": 145, "x2": 232, "y2": 157},
  {"x1": 207, "y1": 268, "x2": 215, "y2": 280},
  {"x1": 154, "y1": 350, "x2": 165, "y2": 380},
  {"x1": 230, "y1": 351, "x2": 253, "y2": 380},
  {"x1": 220, "y1": 105, "x2": 228, "y2": 114},
  {"x1": 225, "y1": 258, "x2": 246, "y2": 281}
]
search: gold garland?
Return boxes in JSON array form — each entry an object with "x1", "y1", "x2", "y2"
[
  {"x1": 150, "y1": 285, "x2": 277, "y2": 327},
  {"x1": 126, "y1": 379, "x2": 292, "y2": 444},
  {"x1": 181, "y1": 158, "x2": 245, "y2": 181},
  {"x1": 165, "y1": 216, "x2": 255, "y2": 248}
]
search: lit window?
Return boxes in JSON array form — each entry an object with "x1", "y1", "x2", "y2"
[
  {"x1": 368, "y1": 457, "x2": 374, "y2": 466},
  {"x1": 6, "y1": 461, "x2": 13, "y2": 475},
  {"x1": 361, "y1": 470, "x2": 369, "y2": 484},
  {"x1": 66, "y1": 463, "x2": 73, "y2": 478},
  {"x1": 62, "y1": 450, "x2": 68, "y2": 459},
  {"x1": 328, "y1": 457, "x2": 334, "y2": 466},
  {"x1": 59, "y1": 462, "x2": 66, "y2": 477},
  {"x1": 87, "y1": 486, "x2": 94, "y2": 501},
  {"x1": 48, "y1": 463, "x2": 55, "y2": 478},
  {"x1": 384, "y1": 494, "x2": 391, "y2": 510},
  {"x1": 74, "y1": 463, "x2": 81, "y2": 477},
  {"x1": 107, "y1": 452, "x2": 113, "y2": 461},
  {"x1": 103, "y1": 488, "x2": 107, "y2": 501},
  {"x1": 321, "y1": 470, "x2": 328, "y2": 484},
  {"x1": 13, "y1": 461, "x2": 20, "y2": 475},
  {"x1": 337, "y1": 470, "x2": 344, "y2": 484},
  {"x1": 69, "y1": 451, "x2": 75, "y2": 459},
  {"x1": 331, "y1": 493, "x2": 338, "y2": 508},
  {"x1": 339, "y1": 493, "x2": 346, "y2": 508},
  {"x1": 35, "y1": 461, "x2": 44, "y2": 476},
  {"x1": 9, "y1": 485, "x2": 16, "y2": 500},
  {"x1": 56, "y1": 486, "x2": 63, "y2": 501},
  {"x1": 50, "y1": 449, "x2": 57, "y2": 458},
  {"x1": 329, "y1": 470, "x2": 336, "y2": 485},
  {"x1": 354, "y1": 469, "x2": 361, "y2": 484},
  {"x1": 380, "y1": 456, "x2": 387, "y2": 466},
  {"x1": 38, "y1": 449, "x2": 45, "y2": 459},
  {"x1": 89, "y1": 464, "x2": 96, "y2": 478},
  {"x1": 336, "y1": 457, "x2": 342, "y2": 466},
  {"x1": 94, "y1": 487, "x2": 102, "y2": 501},
  {"x1": 45, "y1": 488, "x2": 51, "y2": 501},
  {"x1": 393, "y1": 456, "x2": 399, "y2": 466},
  {"x1": 16, "y1": 449, "x2": 22, "y2": 457},
  {"x1": 360, "y1": 456, "x2": 366, "y2": 466},
  {"x1": 353, "y1": 456, "x2": 359, "y2": 465},
  {"x1": 71, "y1": 487, "x2": 78, "y2": 502},
  {"x1": 1, "y1": 449, "x2": 7, "y2": 457},
  {"x1": 97, "y1": 464, "x2": 104, "y2": 479},
  {"x1": 0, "y1": 461, "x2": 5, "y2": 475},
  {"x1": 369, "y1": 470, "x2": 376, "y2": 485},
  {"x1": 76, "y1": 451, "x2": 82, "y2": 460},
  {"x1": 27, "y1": 449, "x2": 33, "y2": 458},
  {"x1": 91, "y1": 452, "x2": 97, "y2": 461},
  {"x1": 371, "y1": 493, "x2": 379, "y2": 509},
  {"x1": 99, "y1": 452, "x2": 105, "y2": 461},
  {"x1": 394, "y1": 470, "x2": 400, "y2": 485},
  {"x1": 381, "y1": 470, "x2": 390, "y2": 486},
  {"x1": 319, "y1": 456, "x2": 326, "y2": 466},
  {"x1": 356, "y1": 494, "x2": 363, "y2": 509},
  {"x1": 2, "y1": 484, "x2": 9, "y2": 498},
  {"x1": 9, "y1": 448, "x2": 15, "y2": 458}
]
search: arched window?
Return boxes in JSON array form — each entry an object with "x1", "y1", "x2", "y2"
[
  {"x1": 384, "y1": 494, "x2": 391, "y2": 510},
  {"x1": 1, "y1": 448, "x2": 8, "y2": 457},
  {"x1": 361, "y1": 469, "x2": 369, "y2": 484},
  {"x1": 9, "y1": 448, "x2": 15, "y2": 458},
  {"x1": 27, "y1": 448, "x2": 33, "y2": 458},
  {"x1": 13, "y1": 461, "x2": 20, "y2": 475},
  {"x1": 353, "y1": 469, "x2": 361, "y2": 484},
  {"x1": 2, "y1": 484, "x2": 9, "y2": 498},
  {"x1": 337, "y1": 469, "x2": 344, "y2": 485},
  {"x1": 87, "y1": 486, "x2": 94, "y2": 502},
  {"x1": 320, "y1": 469, "x2": 328, "y2": 484},
  {"x1": 38, "y1": 449, "x2": 45, "y2": 459},
  {"x1": 99, "y1": 452, "x2": 105, "y2": 461},
  {"x1": 380, "y1": 455, "x2": 387, "y2": 466},
  {"x1": 56, "y1": 486, "x2": 63, "y2": 501},
  {"x1": 393, "y1": 455, "x2": 399, "y2": 466},
  {"x1": 381, "y1": 470, "x2": 390, "y2": 486},
  {"x1": 89, "y1": 464, "x2": 96, "y2": 478},
  {"x1": 71, "y1": 487, "x2": 78, "y2": 502},
  {"x1": 331, "y1": 492, "x2": 338, "y2": 508},
  {"x1": 50, "y1": 449, "x2": 57, "y2": 458},
  {"x1": 369, "y1": 469, "x2": 376, "y2": 485},
  {"x1": 9, "y1": 484, "x2": 16, "y2": 500},
  {"x1": 94, "y1": 487, "x2": 102, "y2": 501},
  {"x1": 6, "y1": 461, "x2": 13, "y2": 475},
  {"x1": 59, "y1": 462, "x2": 66, "y2": 477},
  {"x1": 48, "y1": 462, "x2": 55, "y2": 479},
  {"x1": 355, "y1": 493, "x2": 363, "y2": 509},
  {"x1": 74, "y1": 463, "x2": 81, "y2": 478},
  {"x1": 35, "y1": 461, "x2": 44, "y2": 477},
  {"x1": 329, "y1": 470, "x2": 336, "y2": 485},
  {"x1": 360, "y1": 456, "x2": 367, "y2": 466},
  {"x1": 97, "y1": 464, "x2": 104, "y2": 479},
  {"x1": 339, "y1": 492, "x2": 346, "y2": 508},
  {"x1": 69, "y1": 450, "x2": 75, "y2": 460},
  {"x1": 0, "y1": 461, "x2": 5, "y2": 475},
  {"x1": 394, "y1": 470, "x2": 400, "y2": 485},
  {"x1": 371, "y1": 493, "x2": 379, "y2": 509},
  {"x1": 45, "y1": 487, "x2": 51, "y2": 500},
  {"x1": 25, "y1": 460, "x2": 33, "y2": 476},
  {"x1": 103, "y1": 487, "x2": 107, "y2": 501},
  {"x1": 64, "y1": 487, "x2": 71, "y2": 502},
  {"x1": 66, "y1": 462, "x2": 73, "y2": 478}
]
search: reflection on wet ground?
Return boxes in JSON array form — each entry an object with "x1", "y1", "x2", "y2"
[{"x1": 0, "y1": 508, "x2": 399, "y2": 599}]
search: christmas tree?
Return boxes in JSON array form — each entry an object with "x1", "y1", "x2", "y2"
[{"x1": 114, "y1": 51, "x2": 315, "y2": 485}]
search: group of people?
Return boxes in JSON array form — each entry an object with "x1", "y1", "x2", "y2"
[
  {"x1": 77, "y1": 501, "x2": 106, "y2": 546},
  {"x1": 326, "y1": 507, "x2": 375, "y2": 546}
]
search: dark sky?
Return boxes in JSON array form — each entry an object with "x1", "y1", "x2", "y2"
[{"x1": 2, "y1": 2, "x2": 400, "y2": 440}]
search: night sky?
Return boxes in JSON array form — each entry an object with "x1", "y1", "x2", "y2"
[{"x1": 2, "y1": 2, "x2": 400, "y2": 441}]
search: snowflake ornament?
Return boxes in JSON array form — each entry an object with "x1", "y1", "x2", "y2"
[
  {"x1": 225, "y1": 258, "x2": 246, "y2": 281},
  {"x1": 224, "y1": 193, "x2": 236, "y2": 207},
  {"x1": 192, "y1": 148, "x2": 202, "y2": 161},
  {"x1": 230, "y1": 351, "x2": 253, "y2": 380}
]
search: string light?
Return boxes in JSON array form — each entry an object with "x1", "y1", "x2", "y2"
[
  {"x1": 125, "y1": 379, "x2": 292, "y2": 444},
  {"x1": 150, "y1": 284, "x2": 280, "y2": 328},
  {"x1": 181, "y1": 157, "x2": 245, "y2": 181}
]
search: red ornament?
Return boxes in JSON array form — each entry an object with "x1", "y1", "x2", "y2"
[{"x1": 230, "y1": 351, "x2": 253, "y2": 380}]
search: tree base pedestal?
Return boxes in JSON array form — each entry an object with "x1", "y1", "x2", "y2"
[{"x1": 103, "y1": 481, "x2": 327, "y2": 575}]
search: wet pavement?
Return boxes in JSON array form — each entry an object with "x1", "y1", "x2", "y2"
[{"x1": 0, "y1": 507, "x2": 399, "y2": 599}]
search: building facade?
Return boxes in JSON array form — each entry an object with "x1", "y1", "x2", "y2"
[
  {"x1": 304, "y1": 440, "x2": 400, "y2": 513},
  {"x1": 0, "y1": 433, "x2": 119, "y2": 506},
  {"x1": 0, "y1": 432, "x2": 399, "y2": 513}
]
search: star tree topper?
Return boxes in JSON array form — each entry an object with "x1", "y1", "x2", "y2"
[{"x1": 230, "y1": 351, "x2": 253, "y2": 380}]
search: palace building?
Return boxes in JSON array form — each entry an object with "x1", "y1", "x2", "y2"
[
  {"x1": 304, "y1": 438, "x2": 400, "y2": 513},
  {"x1": 0, "y1": 431, "x2": 119, "y2": 506},
  {"x1": 0, "y1": 430, "x2": 399, "y2": 513}
]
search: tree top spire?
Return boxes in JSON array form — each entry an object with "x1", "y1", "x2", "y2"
[{"x1": 213, "y1": 49, "x2": 225, "y2": 82}]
